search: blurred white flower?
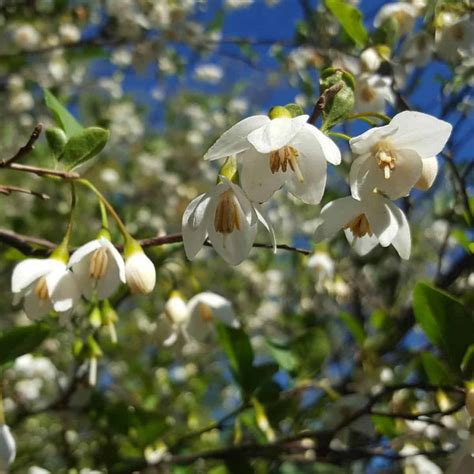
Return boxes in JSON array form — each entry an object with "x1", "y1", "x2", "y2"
[
  {"x1": 349, "y1": 111, "x2": 451, "y2": 199},
  {"x1": 204, "y1": 113, "x2": 341, "y2": 204},
  {"x1": 354, "y1": 74, "x2": 395, "y2": 114},
  {"x1": 13, "y1": 24, "x2": 40, "y2": 49},
  {"x1": 194, "y1": 64, "x2": 224, "y2": 84},
  {"x1": 314, "y1": 194, "x2": 411, "y2": 259},
  {"x1": 225, "y1": 0, "x2": 253, "y2": 9},
  {"x1": 59, "y1": 24, "x2": 81, "y2": 43},
  {"x1": 399, "y1": 31, "x2": 434, "y2": 67},
  {"x1": 360, "y1": 47, "x2": 381, "y2": 72},
  {"x1": 68, "y1": 237, "x2": 126, "y2": 300},
  {"x1": 436, "y1": 16, "x2": 474, "y2": 63},
  {"x1": 307, "y1": 251, "x2": 335, "y2": 288},
  {"x1": 14, "y1": 354, "x2": 57, "y2": 381},
  {"x1": 401, "y1": 445, "x2": 443, "y2": 473},
  {"x1": 0, "y1": 424, "x2": 16, "y2": 471},
  {"x1": 125, "y1": 247, "x2": 156, "y2": 294},
  {"x1": 182, "y1": 177, "x2": 275, "y2": 265},
  {"x1": 11, "y1": 258, "x2": 81, "y2": 319},
  {"x1": 229, "y1": 98, "x2": 249, "y2": 114},
  {"x1": 9, "y1": 90, "x2": 34, "y2": 112},
  {"x1": 28, "y1": 467, "x2": 51, "y2": 474},
  {"x1": 374, "y1": 2, "x2": 418, "y2": 36}
]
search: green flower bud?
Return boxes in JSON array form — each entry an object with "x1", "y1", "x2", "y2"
[
  {"x1": 268, "y1": 106, "x2": 292, "y2": 120},
  {"x1": 45, "y1": 127, "x2": 68, "y2": 157}
]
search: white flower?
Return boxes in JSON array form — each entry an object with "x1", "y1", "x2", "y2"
[
  {"x1": 11, "y1": 258, "x2": 81, "y2": 319},
  {"x1": 125, "y1": 248, "x2": 156, "y2": 294},
  {"x1": 68, "y1": 237, "x2": 125, "y2": 301},
  {"x1": 13, "y1": 24, "x2": 40, "y2": 49},
  {"x1": 314, "y1": 193, "x2": 411, "y2": 259},
  {"x1": 194, "y1": 64, "x2": 223, "y2": 84},
  {"x1": 306, "y1": 251, "x2": 335, "y2": 287},
  {"x1": 374, "y1": 2, "x2": 418, "y2": 36},
  {"x1": 225, "y1": 0, "x2": 253, "y2": 9},
  {"x1": 436, "y1": 16, "x2": 474, "y2": 63},
  {"x1": 162, "y1": 291, "x2": 190, "y2": 346},
  {"x1": 360, "y1": 47, "x2": 381, "y2": 72},
  {"x1": 354, "y1": 74, "x2": 395, "y2": 114},
  {"x1": 399, "y1": 31, "x2": 434, "y2": 67},
  {"x1": 0, "y1": 424, "x2": 16, "y2": 471},
  {"x1": 59, "y1": 24, "x2": 81, "y2": 43},
  {"x1": 204, "y1": 114, "x2": 341, "y2": 204},
  {"x1": 186, "y1": 292, "x2": 239, "y2": 342},
  {"x1": 182, "y1": 177, "x2": 275, "y2": 265},
  {"x1": 349, "y1": 111, "x2": 452, "y2": 200}
]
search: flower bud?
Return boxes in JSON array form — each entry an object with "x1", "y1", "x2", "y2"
[
  {"x1": 0, "y1": 424, "x2": 16, "y2": 470},
  {"x1": 466, "y1": 388, "x2": 474, "y2": 418},
  {"x1": 164, "y1": 291, "x2": 189, "y2": 325},
  {"x1": 124, "y1": 242, "x2": 156, "y2": 295}
]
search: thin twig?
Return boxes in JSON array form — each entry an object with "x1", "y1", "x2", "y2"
[
  {"x1": 0, "y1": 123, "x2": 43, "y2": 167},
  {"x1": 307, "y1": 82, "x2": 344, "y2": 125},
  {"x1": 0, "y1": 185, "x2": 49, "y2": 200},
  {"x1": 6, "y1": 163, "x2": 80, "y2": 179}
]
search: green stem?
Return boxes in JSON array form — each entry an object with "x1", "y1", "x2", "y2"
[
  {"x1": 328, "y1": 131, "x2": 351, "y2": 141},
  {"x1": 78, "y1": 179, "x2": 130, "y2": 242},
  {"x1": 99, "y1": 199, "x2": 109, "y2": 230},
  {"x1": 51, "y1": 182, "x2": 76, "y2": 262},
  {"x1": 346, "y1": 112, "x2": 391, "y2": 124}
]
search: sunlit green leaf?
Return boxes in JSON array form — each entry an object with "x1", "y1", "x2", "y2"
[
  {"x1": 44, "y1": 89, "x2": 83, "y2": 138},
  {"x1": 325, "y1": 0, "x2": 368, "y2": 47}
]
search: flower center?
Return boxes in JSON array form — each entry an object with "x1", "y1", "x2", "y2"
[
  {"x1": 372, "y1": 139, "x2": 396, "y2": 180},
  {"x1": 198, "y1": 303, "x2": 213, "y2": 322},
  {"x1": 269, "y1": 146, "x2": 304, "y2": 182},
  {"x1": 89, "y1": 247, "x2": 109, "y2": 279},
  {"x1": 214, "y1": 190, "x2": 241, "y2": 234},
  {"x1": 34, "y1": 276, "x2": 49, "y2": 300},
  {"x1": 360, "y1": 85, "x2": 376, "y2": 102},
  {"x1": 344, "y1": 214, "x2": 373, "y2": 238}
]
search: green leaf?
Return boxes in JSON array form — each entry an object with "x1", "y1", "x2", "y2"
[
  {"x1": 420, "y1": 352, "x2": 459, "y2": 385},
  {"x1": 325, "y1": 0, "x2": 368, "y2": 47},
  {"x1": 292, "y1": 328, "x2": 330, "y2": 376},
  {"x1": 462, "y1": 345, "x2": 474, "y2": 380},
  {"x1": 413, "y1": 282, "x2": 474, "y2": 371},
  {"x1": 265, "y1": 338, "x2": 298, "y2": 372},
  {"x1": 59, "y1": 127, "x2": 109, "y2": 170},
  {"x1": 0, "y1": 323, "x2": 51, "y2": 366},
  {"x1": 44, "y1": 89, "x2": 83, "y2": 138},
  {"x1": 216, "y1": 323, "x2": 255, "y2": 394},
  {"x1": 340, "y1": 311, "x2": 366, "y2": 346}
]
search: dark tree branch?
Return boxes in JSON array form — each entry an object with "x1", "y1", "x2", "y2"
[{"x1": 0, "y1": 123, "x2": 43, "y2": 167}]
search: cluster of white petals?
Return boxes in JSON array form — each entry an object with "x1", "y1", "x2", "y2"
[{"x1": 161, "y1": 291, "x2": 239, "y2": 346}]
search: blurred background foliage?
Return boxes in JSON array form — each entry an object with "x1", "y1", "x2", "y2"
[{"x1": 0, "y1": 0, "x2": 473, "y2": 473}]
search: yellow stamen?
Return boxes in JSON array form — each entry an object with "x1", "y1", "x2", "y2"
[
  {"x1": 372, "y1": 139, "x2": 396, "y2": 180},
  {"x1": 34, "y1": 276, "x2": 49, "y2": 300},
  {"x1": 214, "y1": 190, "x2": 241, "y2": 234},
  {"x1": 344, "y1": 214, "x2": 373, "y2": 238},
  {"x1": 89, "y1": 247, "x2": 109, "y2": 279},
  {"x1": 360, "y1": 85, "x2": 376, "y2": 102},
  {"x1": 269, "y1": 146, "x2": 304, "y2": 182},
  {"x1": 198, "y1": 303, "x2": 213, "y2": 322}
]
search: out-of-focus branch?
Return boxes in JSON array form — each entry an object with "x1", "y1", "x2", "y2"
[
  {"x1": 0, "y1": 123, "x2": 43, "y2": 167},
  {"x1": 0, "y1": 184, "x2": 49, "y2": 200}
]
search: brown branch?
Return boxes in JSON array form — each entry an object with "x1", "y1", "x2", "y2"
[
  {"x1": 0, "y1": 123, "x2": 43, "y2": 167},
  {"x1": 307, "y1": 82, "x2": 343, "y2": 125},
  {"x1": 5, "y1": 163, "x2": 80, "y2": 179},
  {"x1": 0, "y1": 184, "x2": 49, "y2": 200}
]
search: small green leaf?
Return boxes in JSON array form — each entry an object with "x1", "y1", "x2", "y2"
[
  {"x1": 266, "y1": 338, "x2": 298, "y2": 372},
  {"x1": 45, "y1": 127, "x2": 68, "y2": 157},
  {"x1": 59, "y1": 127, "x2": 109, "y2": 170},
  {"x1": 420, "y1": 352, "x2": 459, "y2": 385},
  {"x1": 340, "y1": 311, "x2": 366, "y2": 347},
  {"x1": 0, "y1": 323, "x2": 51, "y2": 366},
  {"x1": 44, "y1": 89, "x2": 83, "y2": 138},
  {"x1": 325, "y1": 0, "x2": 368, "y2": 47},
  {"x1": 413, "y1": 282, "x2": 474, "y2": 371}
]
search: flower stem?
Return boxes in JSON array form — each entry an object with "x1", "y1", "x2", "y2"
[
  {"x1": 78, "y1": 179, "x2": 130, "y2": 242},
  {"x1": 346, "y1": 112, "x2": 391, "y2": 124},
  {"x1": 51, "y1": 182, "x2": 76, "y2": 262},
  {"x1": 328, "y1": 131, "x2": 351, "y2": 141}
]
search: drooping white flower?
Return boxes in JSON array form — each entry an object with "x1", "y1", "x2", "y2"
[
  {"x1": 59, "y1": 24, "x2": 81, "y2": 43},
  {"x1": 11, "y1": 258, "x2": 81, "y2": 320},
  {"x1": 354, "y1": 74, "x2": 395, "y2": 114},
  {"x1": 182, "y1": 177, "x2": 275, "y2": 265},
  {"x1": 162, "y1": 291, "x2": 190, "y2": 346},
  {"x1": 314, "y1": 193, "x2": 411, "y2": 259},
  {"x1": 436, "y1": 16, "x2": 474, "y2": 63},
  {"x1": 186, "y1": 292, "x2": 239, "y2": 342},
  {"x1": 68, "y1": 237, "x2": 126, "y2": 301},
  {"x1": 13, "y1": 24, "x2": 40, "y2": 50},
  {"x1": 349, "y1": 111, "x2": 452, "y2": 200},
  {"x1": 0, "y1": 424, "x2": 16, "y2": 471},
  {"x1": 360, "y1": 47, "x2": 382, "y2": 72},
  {"x1": 374, "y1": 2, "x2": 418, "y2": 36},
  {"x1": 204, "y1": 113, "x2": 341, "y2": 204},
  {"x1": 124, "y1": 246, "x2": 156, "y2": 295}
]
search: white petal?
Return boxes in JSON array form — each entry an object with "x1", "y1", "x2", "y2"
[
  {"x1": 391, "y1": 111, "x2": 452, "y2": 158},
  {"x1": 314, "y1": 197, "x2": 363, "y2": 242},
  {"x1": 47, "y1": 270, "x2": 81, "y2": 314},
  {"x1": 204, "y1": 115, "x2": 269, "y2": 161},
  {"x1": 70, "y1": 256, "x2": 95, "y2": 300},
  {"x1": 254, "y1": 204, "x2": 276, "y2": 253},
  {"x1": 349, "y1": 154, "x2": 371, "y2": 200},
  {"x1": 0, "y1": 424, "x2": 16, "y2": 469},
  {"x1": 23, "y1": 292, "x2": 53, "y2": 320},
  {"x1": 344, "y1": 231, "x2": 380, "y2": 256},
  {"x1": 287, "y1": 131, "x2": 328, "y2": 204},
  {"x1": 386, "y1": 201, "x2": 411, "y2": 259},
  {"x1": 68, "y1": 240, "x2": 101, "y2": 268},
  {"x1": 355, "y1": 149, "x2": 423, "y2": 200},
  {"x1": 207, "y1": 194, "x2": 258, "y2": 265},
  {"x1": 99, "y1": 238, "x2": 126, "y2": 282},
  {"x1": 182, "y1": 193, "x2": 210, "y2": 260},
  {"x1": 163, "y1": 330, "x2": 179, "y2": 347},
  {"x1": 11, "y1": 259, "x2": 65, "y2": 294},
  {"x1": 415, "y1": 156, "x2": 438, "y2": 190},
  {"x1": 301, "y1": 123, "x2": 341, "y2": 165},
  {"x1": 224, "y1": 178, "x2": 257, "y2": 225},
  {"x1": 350, "y1": 124, "x2": 398, "y2": 155},
  {"x1": 247, "y1": 115, "x2": 308, "y2": 154},
  {"x1": 125, "y1": 252, "x2": 156, "y2": 294},
  {"x1": 96, "y1": 253, "x2": 123, "y2": 300},
  {"x1": 189, "y1": 292, "x2": 239, "y2": 329},
  {"x1": 239, "y1": 148, "x2": 287, "y2": 203},
  {"x1": 364, "y1": 196, "x2": 399, "y2": 247}
]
